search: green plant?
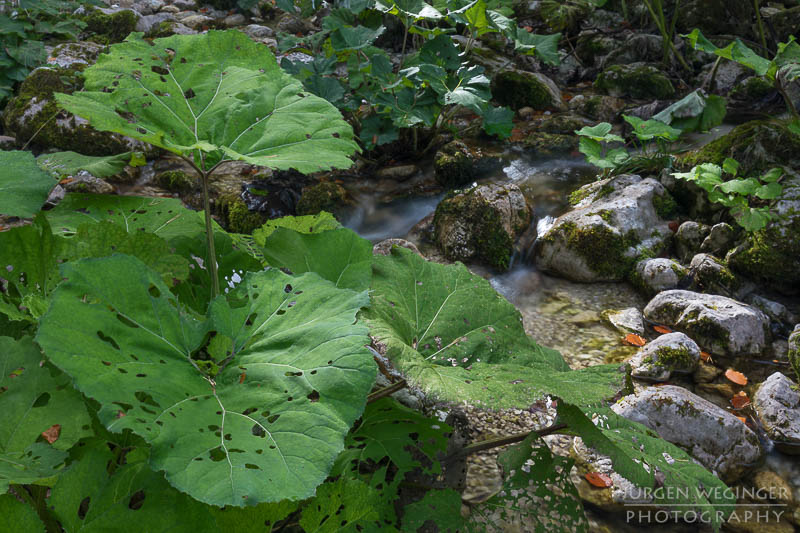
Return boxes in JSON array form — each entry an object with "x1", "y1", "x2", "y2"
[
  {"x1": 673, "y1": 158, "x2": 784, "y2": 232},
  {"x1": 0, "y1": 0, "x2": 98, "y2": 104},
  {"x1": 54, "y1": 30, "x2": 359, "y2": 298},
  {"x1": 684, "y1": 30, "x2": 800, "y2": 120},
  {"x1": 641, "y1": 0, "x2": 691, "y2": 71}
]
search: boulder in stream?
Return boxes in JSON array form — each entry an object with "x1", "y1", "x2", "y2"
[
  {"x1": 628, "y1": 332, "x2": 700, "y2": 381},
  {"x1": 434, "y1": 183, "x2": 531, "y2": 270},
  {"x1": 753, "y1": 372, "x2": 800, "y2": 455},
  {"x1": 643, "y1": 290, "x2": 770, "y2": 357},
  {"x1": 535, "y1": 174, "x2": 674, "y2": 282},
  {"x1": 611, "y1": 385, "x2": 763, "y2": 482}
]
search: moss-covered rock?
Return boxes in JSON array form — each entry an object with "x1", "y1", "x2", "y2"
[
  {"x1": 594, "y1": 63, "x2": 675, "y2": 99},
  {"x1": 434, "y1": 183, "x2": 531, "y2": 270},
  {"x1": 677, "y1": 0, "x2": 754, "y2": 39},
  {"x1": 155, "y1": 170, "x2": 194, "y2": 193},
  {"x1": 689, "y1": 253, "x2": 741, "y2": 297},
  {"x1": 84, "y1": 8, "x2": 139, "y2": 44},
  {"x1": 629, "y1": 332, "x2": 700, "y2": 381},
  {"x1": 679, "y1": 120, "x2": 800, "y2": 176},
  {"x1": 2, "y1": 66, "x2": 151, "y2": 156},
  {"x1": 536, "y1": 113, "x2": 587, "y2": 135},
  {"x1": 575, "y1": 31, "x2": 619, "y2": 66},
  {"x1": 296, "y1": 181, "x2": 349, "y2": 216},
  {"x1": 521, "y1": 132, "x2": 576, "y2": 155},
  {"x1": 568, "y1": 94, "x2": 626, "y2": 123},
  {"x1": 728, "y1": 76, "x2": 775, "y2": 101},
  {"x1": 490, "y1": 70, "x2": 565, "y2": 111},
  {"x1": 433, "y1": 140, "x2": 501, "y2": 189},
  {"x1": 220, "y1": 197, "x2": 267, "y2": 235}
]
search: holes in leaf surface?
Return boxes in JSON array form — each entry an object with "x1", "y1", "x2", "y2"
[
  {"x1": 285, "y1": 371, "x2": 302, "y2": 377},
  {"x1": 251, "y1": 425, "x2": 266, "y2": 438},
  {"x1": 118, "y1": 368, "x2": 128, "y2": 374},
  {"x1": 97, "y1": 331, "x2": 120, "y2": 350},
  {"x1": 134, "y1": 391, "x2": 160, "y2": 407},
  {"x1": 147, "y1": 285, "x2": 160, "y2": 298},
  {"x1": 242, "y1": 407, "x2": 257, "y2": 416},
  {"x1": 116, "y1": 314, "x2": 139, "y2": 328},
  {"x1": 128, "y1": 490, "x2": 145, "y2": 510},
  {"x1": 184, "y1": 88, "x2": 195, "y2": 99},
  {"x1": 32, "y1": 392, "x2": 50, "y2": 407},
  {"x1": 151, "y1": 65, "x2": 169, "y2": 75},
  {"x1": 245, "y1": 463, "x2": 260, "y2": 470},
  {"x1": 307, "y1": 390, "x2": 320, "y2": 403},
  {"x1": 78, "y1": 497, "x2": 90, "y2": 519},
  {"x1": 267, "y1": 414, "x2": 280, "y2": 423},
  {"x1": 276, "y1": 310, "x2": 286, "y2": 315},
  {"x1": 284, "y1": 284, "x2": 292, "y2": 293},
  {"x1": 209, "y1": 447, "x2": 226, "y2": 462}
]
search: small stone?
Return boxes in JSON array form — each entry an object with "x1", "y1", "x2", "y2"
[
  {"x1": 517, "y1": 106, "x2": 535, "y2": 118},
  {"x1": 629, "y1": 332, "x2": 700, "y2": 381},
  {"x1": 689, "y1": 253, "x2": 740, "y2": 297},
  {"x1": 675, "y1": 221, "x2": 710, "y2": 263},
  {"x1": 752, "y1": 470, "x2": 794, "y2": 505},
  {"x1": 180, "y1": 14, "x2": 213, "y2": 29},
  {"x1": 373, "y1": 239, "x2": 423, "y2": 257},
  {"x1": 601, "y1": 307, "x2": 645, "y2": 335},
  {"x1": 241, "y1": 24, "x2": 275, "y2": 39},
  {"x1": 632, "y1": 258, "x2": 687, "y2": 297},
  {"x1": 375, "y1": 165, "x2": 418, "y2": 181},
  {"x1": 700, "y1": 222, "x2": 736, "y2": 256},
  {"x1": 753, "y1": 372, "x2": 800, "y2": 455},
  {"x1": 693, "y1": 362, "x2": 722, "y2": 383},
  {"x1": 171, "y1": 0, "x2": 196, "y2": 9},
  {"x1": 223, "y1": 13, "x2": 246, "y2": 27},
  {"x1": 745, "y1": 294, "x2": 796, "y2": 327}
]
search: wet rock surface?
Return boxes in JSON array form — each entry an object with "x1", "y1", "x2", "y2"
[
  {"x1": 753, "y1": 372, "x2": 800, "y2": 455},
  {"x1": 628, "y1": 332, "x2": 700, "y2": 381}
]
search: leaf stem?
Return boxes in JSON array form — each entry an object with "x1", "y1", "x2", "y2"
[
  {"x1": 200, "y1": 170, "x2": 220, "y2": 298},
  {"x1": 367, "y1": 379, "x2": 408, "y2": 403},
  {"x1": 444, "y1": 422, "x2": 568, "y2": 461}
]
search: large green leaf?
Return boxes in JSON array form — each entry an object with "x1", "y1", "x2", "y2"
[
  {"x1": 260, "y1": 227, "x2": 373, "y2": 291},
  {"x1": 37, "y1": 151, "x2": 144, "y2": 178},
  {"x1": 558, "y1": 404, "x2": 735, "y2": 532},
  {"x1": 468, "y1": 432, "x2": 587, "y2": 532},
  {"x1": 252, "y1": 212, "x2": 340, "y2": 246},
  {"x1": 36, "y1": 254, "x2": 376, "y2": 506},
  {"x1": 56, "y1": 30, "x2": 358, "y2": 174},
  {"x1": 401, "y1": 489, "x2": 464, "y2": 532},
  {"x1": 299, "y1": 478, "x2": 389, "y2": 532},
  {"x1": 652, "y1": 90, "x2": 726, "y2": 133},
  {"x1": 363, "y1": 247, "x2": 626, "y2": 408},
  {"x1": 683, "y1": 29, "x2": 770, "y2": 76},
  {"x1": 512, "y1": 30, "x2": 561, "y2": 66},
  {"x1": 0, "y1": 493, "x2": 45, "y2": 532},
  {"x1": 49, "y1": 440, "x2": 218, "y2": 533},
  {"x1": 0, "y1": 151, "x2": 57, "y2": 218}
]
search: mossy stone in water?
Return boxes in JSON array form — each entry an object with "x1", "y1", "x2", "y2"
[
  {"x1": 156, "y1": 170, "x2": 194, "y2": 193},
  {"x1": 594, "y1": 63, "x2": 675, "y2": 99},
  {"x1": 296, "y1": 182, "x2": 348, "y2": 216},
  {"x1": 490, "y1": 70, "x2": 563, "y2": 111},
  {"x1": 84, "y1": 9, "x2": 139, "y2": 44}
]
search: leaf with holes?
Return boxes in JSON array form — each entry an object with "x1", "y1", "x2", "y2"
[
  {"x1": 0, "y1": 150, "x2": 57, "y2": 218},
  {"x1": 49, "y1": 439, "x2": 218, "y2": 533},
  {"x1": 260, "y1": 227, "x2": 373, "y2": 291},
  {"x1": 468, "y1": 432, "x2": 587, "y2": 532},
  {"x1": 557, "y1": 404, "x2": 735, "y2": 532},
  {"x1": 330, "y1": 398, "x2": 450, "y2": 525},
  {"x1": 36, "y1": 254, "x2": 375, "y2": 506},
  {"x1": 55, "y1": 30, "x2": 359, "y2": 174},
  {"x1": 37, "y1": 151, "x2": 144, "y2": 178},
  {"x1": 252, "y1": 212, "x2": 340, "y2": 246},
  {"x1": 401, "y1": 489, "x2": 464, "y2": 532},
  {"x1": 299, "y1": 478, "x2": 390, "y2": 532},
  {"x1": 362, "y1": 247, "x2": 626, "y2": 408}
]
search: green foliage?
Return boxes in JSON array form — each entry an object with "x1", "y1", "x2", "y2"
[
  {"x1": 0, "y1": 0, "x2": 93, "y2": 104},
  {"x1": 652, "y1": 90, "x2": 727, "y2": 133},
  {"x1": 672, "y1": 158, "x2": 784, "y2": 232},
  {"x1": 252, "y1": 211, "x2": 341, "y2": 246},
  {"x1": 36, "y1": 255, "x2": 375, "y2": 506},
  {"x1": 363, "y1": 247, "x2": 627, "y2": 408},
  {"x1": 0, "y1": 493, "x2": 45, "y2": 532}
]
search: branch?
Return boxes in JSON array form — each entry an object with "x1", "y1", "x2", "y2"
[
  {"x1": 367, "y1": 379, "x2": 408, "y2": 403},
  {"x1": 444, "y1": 423, "x2": 568, "y2": 462}
]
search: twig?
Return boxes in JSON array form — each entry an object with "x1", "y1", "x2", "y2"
[
  {"x1": 367, "y1": 379, "x2": 408, "y2": 403},
  {"x1": 443, "y1": 423, "x2": 568, "y2": 462}
]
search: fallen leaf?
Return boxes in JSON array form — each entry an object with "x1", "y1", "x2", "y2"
[
  {"x1": 585, "y1": 472, "x2": 613, "y2": 488},
  {"x1": 653, "y1": 325, "x2": 672, "y2": 334},
  {"x1": 59, "y1": 178, "x2": 74, "y2": 185},
  {"x1": 725, "y1": 369, "x2": 748, "y2": 386},
  {"x1": 668, "y1": 221, "x2": 679, "y2": 232},
  {"x1": 731, "y1": 391, "x2": 750, "y2": 409},
  {"x1": 41, "y1": 424, "x2": 61, "y2": 444},
  {"x1": 623, "y1": 333, "x2": 646, "y2": 347},
  {"x1": 239, "y1": 372, "x2": 246, "y2": 384},
  {"x1": 700, "y1": 351, "x2": 712, "y2": 363}
]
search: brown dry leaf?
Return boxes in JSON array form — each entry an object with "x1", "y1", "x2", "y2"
[
  {"x1": 622, "y1": 333, "x2": 646, "y2": 347},
  {"x1": 700, "y1": 351, "x2": 712, "y2": 363},
  {"x1": 725, "y1": 369, "x2": 748, "y2": 386},
  {"x1": 736, "y1": 416, "x2": 747, "y2": 424},
  {"x1": 41, "y1": 424, "x2": 61, "y2": 444},
  {"x1": 731, "y1": 391, "x2": 750, "y2": 409},
  {"x1": 653, "y1": 325, "x2": 672, "y2": 334},
  {"x1": 239, "y1": 372, "x2": 246, "y2": 384},
  {"x1": 585, "y1": 472, "x2": 613, "y2": 488}
]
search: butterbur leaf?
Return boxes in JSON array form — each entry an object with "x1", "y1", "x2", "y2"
[
  {"x1": 683, "y1": 29, "x2": 770, "y2": 76},
  {"x1": 468, "y1": 432, "x2": 587, "y2": 532},
  {"x1": 210, "y1": 499, "x2": 299, "y2": 533},
  {"x1": 330, "y1": 25, "x2": 385, "y2": 51},
  {"x1": 375, "y1": 0, "x2": 443, "y2": 20},
  {"x1": 364, "y1": 247, "x2": 626, "y2": 408},
  {"x1": 722, "y1": 157, "x2": 739, "y2": 176},
  {"x1": 402, "y1": 489, "x2": 464, "y2": 532},
  {"x1": 574, "y1": 123, "x2": 623, "y2": 143},
  {"x1": 622, "y1": 115, "x2": 681, "y2": 142},
  {"x1": 513, "y1": 30, "x2": 561, "y2": 66},
  {"x1": 259, "y1": 227, "x2": 373, "y2": 291},
  {"x1": 760, "y1": 167, "x2": 783, "y2": 183},
  {"x1": 56, "y1": 31, "x2": 358, "y2": 174},
  {"x1": 299, "y1": 478, "x2": 389, "y2": 532},
  {"x1": 0, "y1": 494, "x2": 45, "y2": 532},
  {"x1": 481, "y1": 105, "x2": 514, "y2": 138},
  {"x1": 0, "y1": 150, "x2": 57, "y2": 218},
  {"x1": 558, "y1": 405, "x2": 735, "y2": 532},
  {"x1": 37, "y1": 151, "x2": 143, "y2": 178},
  {"x1": 719, "y1": 178, "x2": 759, "y2": 196},
  {"x1": 36, "y1": 254, "x2": 376, "y2": 506},
  {"x1": 651, "y1": 90, "x2": 726, "y2": 133},
  {"x1": 49, "y1": 439, "x2": 218, "y2": 533},
  {"x1": 755, "y1": 182, "x2": 782, "y2": 200},
  {"x1": 252, "y1": 212, "x2": 340, "y2": 246}
]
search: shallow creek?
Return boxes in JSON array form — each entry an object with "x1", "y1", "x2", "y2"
[{"x1": 342, "y1": 148, "x2": 645, "y2": 369}]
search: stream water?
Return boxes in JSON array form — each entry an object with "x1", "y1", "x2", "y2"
[{"x1": 342, "y1": 148, "x2": 646, "y2": 369}]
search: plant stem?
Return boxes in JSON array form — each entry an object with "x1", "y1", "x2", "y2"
[
  {"x1": 444, "y1": 423, "x2": 568, "y2": 461},
  {"x1": 776, "y1": 81, "x2": 800, "y2": 121},
  {"x1": 754, "y1": 0, "x2": 768, "y2": 53},
  {"x1": 367, "y1": 379, "x2": 408, "y2": 403},
  {"x1": 200, "y1": 170, "x2": 220, "y2": 298}
]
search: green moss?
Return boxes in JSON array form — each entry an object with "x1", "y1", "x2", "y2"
[
  {"x1": 729, "y1": 229, "x2": 800, "y2": 291},
  {"x1": 652, "y1": 191, "x2": 677, "y2": 219},
  {"x1": 147, "y1": 20, "x2": 179, "y2": 38},
  {"x1": 223, "y1": 199, "x2": 266, "y2": 235},
  {"x1": 729, "y1": 77, "x2": 775, "y2": 101},
  {"x1": 559, "y1": 221, "x2": 640, "y2": 278},
  {"x1": 296, "y1": 182, "x2": 348, "y2": 216},
  {"x1": 522, "y1": 132, "x2": 576, "y2": 155},
  {"x1": 605, "y1": 345, "x2": 638, "y2": 364},
  {"x1": 594, "y1": 64, "x2": 675, "y2": 99},
  {"x1": 568, "y1": 183, "x2": 613, "y2": 206},
  {"x1": 156, "y1": 170, "x2": 194, "y2": 193},
  {"x1": 653, "y1": 346, "x2": 694, "y2": 369},
  {"x1": 84, "y1": 9, "x2": 138, "y2": 44},
  {"x1": 683, "y1": 309, "x2": 730, "y2": 354},
  {"x1": 589, "y1": 209, "x2": 614, "y2": 223},
  {"x1": 434, "y1": 142, "x2": 476, "y2": 188},
  {"x1": 490, "y1": 71, "x2": 554, "y2": 111},
  {"x1": 679, "y1": 120, "x2": 800, "y2": 176}
]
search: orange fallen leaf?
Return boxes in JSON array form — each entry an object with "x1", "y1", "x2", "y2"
[
  {"x1": 239, "y1": 372, "x2": 246, "y2": 384},
  {"x1": 623, "y1": 333, "x2": 646, "y2": 347},
  {"x1": 725, "y1": 369, "x2": 748, "y2": 386},
  {"x1": 736, "y1": 416, "x2": 747, "y2": 424},
  {"x1": 41, "y1": 424, "x2": 61, "y2": 444},
  {"x1": 585, "y1": 472, "x2": 613, "y2": 488},
  {"x1": 700, "y1": 351, "x2": 712, "y2": 363},
  {"x1": 653, "y1": 325, "x2": 672, "y2": 334},
  {"x1": 731, "y1": 391, "x2": 750, "y2": 409},
  {"x1": 59, "y1": 177, "x2": 74, "y2": 185}
]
